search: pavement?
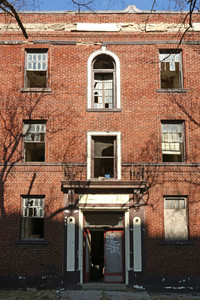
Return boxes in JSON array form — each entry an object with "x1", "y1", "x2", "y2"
[{"x1": 56, "y1": 289, "x2": 200, "y2": 300}]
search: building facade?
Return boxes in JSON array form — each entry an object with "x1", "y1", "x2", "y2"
[{"x1": 0, "y1": 5, "x2": 200, "y2": 290}]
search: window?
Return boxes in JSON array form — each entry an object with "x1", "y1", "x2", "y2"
[
  {"x1": 23, "y1": 121, "x2": 46, "y2": 162},
  {"x1": 25, "y1": 50, "x2": 48, "y2": 88},
  {"x1": 164, "y1": 197, "x2": 188, "y2": 240},
  {"x1": 93, "y1": 55, "x2": 115, "y2": 109},
  {"x1": 87, "y1": 49, "x2": 120, "y2": 110},
  {"x1": 22, "y1": 197, "x2": 44, "y2": 239},
  {"x1": 87, "y1": 132, "x2": 121, "y2": 179},
  {"x1": 160, "y1": 50, "x2": 182, "y2": 89},
  {"x1": 161, "y1": 121, "x2": 185, "y2": 162}
]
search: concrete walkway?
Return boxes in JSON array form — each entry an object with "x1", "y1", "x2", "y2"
[{"x1": 57, "y1": 289, "x2": 200, "y2": 300}]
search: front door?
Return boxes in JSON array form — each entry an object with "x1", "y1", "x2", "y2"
[
  {"x1": 83, "y1": 228, "x2": 124, "y2": 283},
  {"x1": 104, "y1": 230, "x2": 124, "y2": 283}
]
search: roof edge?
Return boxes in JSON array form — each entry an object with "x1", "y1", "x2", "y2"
[{"x1": 1, "y1": 5, "x2": 199, "y2": 14}]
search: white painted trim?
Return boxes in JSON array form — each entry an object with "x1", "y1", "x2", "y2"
[
  {"x1": 87, "y1": 131, "x2": 121, "y2": 180},
  {"x1": 78, "y1": 210, "x2": 84, "y2": 284},
  {"x1": 125, "y1": 210, "x2": 130, "y2": 285},
  {"x1": 133, "y1": 217, "x2": 142, "y2": 272},
  {"x1": 66, "y1": 217, "x2": 75, "y2": 271},
  {"x1": 87, "y1": 49, "x2": 121, "y2": 109}
]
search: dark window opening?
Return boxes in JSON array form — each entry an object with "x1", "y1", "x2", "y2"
[
  {"x1": 92, "y1": 136, "x2": 116, "y2": 179},
  {"x1": 26, "y1": 71, "x2": 47, "y2": 88},
  {"x1": 24, "y1": 122, "x2": 46, "y2": 162},
  {"x1": 23, "y1": 218, "x2": 44, "y2": 239},
  {"x1": 22, "y1": 197, "x2": 44, "y2": 239},
  {"x1": 160, "y1": 51, "x2": 182, "y2": 89}
]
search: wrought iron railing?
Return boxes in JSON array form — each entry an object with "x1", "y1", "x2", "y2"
[{"x1": 63, "y1": 163, "x2": 145, "y2": 182}]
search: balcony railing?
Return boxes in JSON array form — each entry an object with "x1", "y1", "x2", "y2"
[{"x1": 63, "y1": 163, "x2": 146, "y2": 182}]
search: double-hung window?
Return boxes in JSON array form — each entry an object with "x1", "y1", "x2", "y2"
[
  {"x1": 93, "y1": 54, "x2": 115, "y2": 109},
  {"x1": 161, "y1": 121, "x2": 185, "y2": 162},
  {"x1": 160, "y1": 50, "x2": 183, "y2": 89},
  {"x1": 25, "y1": 50, "x2": 48, "y2": 88},
  {"x1": 164, "y1": 197, "x2": 188, "y2": 240},
  {"x1": 22, "y1": 197, "x2": 45, "y2": 239},
  {"x1": 23, "y1": 121, "x2": 46, "y2": 162}
]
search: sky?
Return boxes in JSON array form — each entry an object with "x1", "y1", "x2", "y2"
[{"x1": 37, "y1": 0, "x2": 179, "y2": 12}]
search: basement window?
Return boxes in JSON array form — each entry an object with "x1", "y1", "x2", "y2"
[
  {"x1": 161, "y1": 121, "x2": 185, "y2": 162},
  {"x1": 25, "y1": 50, "x2": 48, "y2": 88},
  {"x1": 23, "y1": 122, "x2": 46, "y2": 162},
  {"x1": 164, "y1": 197, "x2": 188, "y2": 240},
  {"x1": 22, "y1": 197, "x2": 44, "y2": 239},
  {"x1": 160, "y1": 50, "x2": 182, "y2": 89}
]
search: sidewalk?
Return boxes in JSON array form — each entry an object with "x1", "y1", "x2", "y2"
[{"x1": 57, "y1": 289, "x2": 200, "y2": 300}]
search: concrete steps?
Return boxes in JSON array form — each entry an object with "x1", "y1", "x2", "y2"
[{"x1": 82, "y1": 283, "x2": 126, "y2": 291}]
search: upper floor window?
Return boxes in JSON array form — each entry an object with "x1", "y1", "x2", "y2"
[
  {"x1": 87, "y1": 132, "x2": 121, "y2": 179},
  {"x1": 25, "y1": 50, "x2": 48, "y2": 89},
  {"x1": 87, "y1": 49, "x2": 120, "y2": 110},
  {"x1": 93, "y1": 54, "x2": 115, "y2": 109},
  {"x1": 161, "y1": 121, "x2": 185, "y2": 162},
  {"x1": 159, "y1": 50, "x2": 182, "y2": 89},
  {"x1": 22, "y1": 196, "x2": 45, "y2": 239},
  {"x1": 23, "y1": 121, "x2": 46, "y2": 162}
]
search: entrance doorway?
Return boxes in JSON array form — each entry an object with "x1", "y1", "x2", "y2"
[{"x1": 83, "y1": 211, "x2": 124, "y2": 284}]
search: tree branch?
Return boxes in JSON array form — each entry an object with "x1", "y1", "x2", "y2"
[{"x1": 1, "y1": 0, "x2": 28, "y2": 38}]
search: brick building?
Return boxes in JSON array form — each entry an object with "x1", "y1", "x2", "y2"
[{"x1": 0, "y1": 5, "x2": 200, "y2": 290}]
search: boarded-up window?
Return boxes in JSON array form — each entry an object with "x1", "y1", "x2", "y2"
[
  {"x1": 161, "y1": 121, "x2": 185, "y2": 162},
  {"x1": 164, "y1": 197, "x2": 188, "y2": 240},
  {"x1": 22, "y1": 197, "x2": 44, "y2": 239},
  {"x1": 25, "y1": 51, "x2": 48, "y2": 88},
  {"x1": 24, "y1": 122, "x2": 46, "y2": 162},
  {"x1": 160, "y1": 51, "x2": 182, "y2": 89}
]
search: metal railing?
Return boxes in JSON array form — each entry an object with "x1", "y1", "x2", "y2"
[{"x1": 63, "y1": 163, "x2": 145, "y2": 182}]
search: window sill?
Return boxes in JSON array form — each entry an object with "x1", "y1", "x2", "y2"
[
  {"x1": 15, "y1": 239, "x2": 49, "y2": 245},
  {"x1": 20, "y1": 88, "x2": 51, "y2": 93},
  {"x1": 160, "y1": 240, "x2": 194, "y2": 245},
  {"x1": 156, "y1": 89, "x2": 187, "y2": 93},
  {"x1": 87, "y1": 108, "x2": 122, "y2": 112}
]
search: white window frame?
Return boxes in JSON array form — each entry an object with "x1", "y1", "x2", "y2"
[
  {"x1": 161, "y1": 121, "x2": 185, "y2": 162},
  {"x1": 25, "y1": 50, "x2": 48, "y2": 89},
  {"x1": 87, "y1": 47, "x2": 120, "y2": 110},
  {"x1": 87, "y1": 131, "x2": 121, "y2": 180}
]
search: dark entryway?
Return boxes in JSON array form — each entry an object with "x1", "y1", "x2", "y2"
[{"x1": 83, "y1": 211, "x2": 124, "y2": 284}]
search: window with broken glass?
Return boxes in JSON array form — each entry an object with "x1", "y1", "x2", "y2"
[
  {"x1": 25, "y1": 50, "x2": 48, "y2": 88},
  {"x1": 92, "y1": 136, "x2": 116, "y2": 179},
  {"x1": 92, "y1": 54, "x2": 115, "y2": 109},
  {"x1": 23, "y1": 122, "x2": 46, "y2": 162},
  {"x1": 160, "y1": 51, "x2": 182, "y2": 89},
  {"x1": 22, "y1": 197, "x2": 44, "y2": 239},
  {"x1": 161, "y1": 121, "x2": 185, "y2": 162}
]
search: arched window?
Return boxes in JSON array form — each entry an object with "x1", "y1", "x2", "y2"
[
  {"x1": 93, "y1": 54, "x2": 115, "y2": 109},
  {"x1": 87, "y1": 49, "x2": 120, "y2": 110}
]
